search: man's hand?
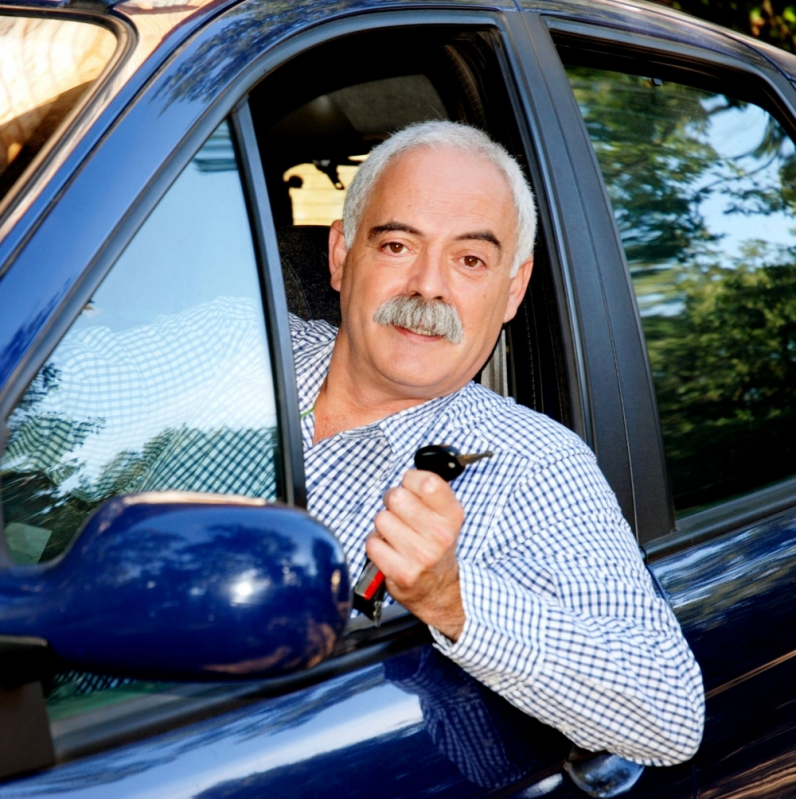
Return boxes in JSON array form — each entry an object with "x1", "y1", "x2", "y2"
[{"x1": 367, "y1": 469, "x2": 466, "y2": 641}]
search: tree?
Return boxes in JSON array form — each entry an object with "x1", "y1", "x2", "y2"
[
  {"x1": 650, "y1": 0, "x2": 796, "y2": 53},
  {"x1": 567, "y1": 64, "x2": 796, "y2": 513}
]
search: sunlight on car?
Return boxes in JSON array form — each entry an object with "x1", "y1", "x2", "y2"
[{"x1": 0, "y1": 16, "x2": 116, "y2": 201}]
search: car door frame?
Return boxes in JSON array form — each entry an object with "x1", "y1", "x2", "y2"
[
  {"x1": 516, "y1": 5, "x2": 796, "y2": 550},
  {"x1": 516, "y1": 5, "x2": 796, "y2": 793}
]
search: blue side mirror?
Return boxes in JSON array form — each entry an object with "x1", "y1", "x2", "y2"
[{"x1": 0, "y1": 493, "x2": 351, "y2": 680}]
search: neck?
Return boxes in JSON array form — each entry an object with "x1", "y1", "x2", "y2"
[{"x1": 313, "y1": 335, "x2": 432, "y2": 444}]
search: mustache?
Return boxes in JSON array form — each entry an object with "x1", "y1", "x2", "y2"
[{"x1": 373, "y1": 295, "x2": 463, "y2": 345}]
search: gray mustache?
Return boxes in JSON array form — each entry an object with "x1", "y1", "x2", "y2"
[{"x1": 373, "y1": 296, "x2": 463, "y2": 345}]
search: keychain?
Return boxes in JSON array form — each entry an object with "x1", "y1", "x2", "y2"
[{"x1": 353, "y1": 444, "x2": 493, "y2": 625}]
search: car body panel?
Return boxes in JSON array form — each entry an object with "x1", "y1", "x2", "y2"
[
  {"x1": 0, "y1": 649, "x2": 697, "y2": 799},
  {"x1": 2, "y1": 0, "x2": 796, "y2": 796},
  {"x1": 650, "y1": 507, "x2": 796, "y2": 793}
]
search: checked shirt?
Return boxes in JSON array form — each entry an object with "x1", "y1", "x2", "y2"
[{"x1": 293, "y1": 315, "x2": 704, "y2": 767}]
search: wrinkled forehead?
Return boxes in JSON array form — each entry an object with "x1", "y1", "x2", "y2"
[{"x1": 365, "y1": 145, "x2": 518, "y2": 231}]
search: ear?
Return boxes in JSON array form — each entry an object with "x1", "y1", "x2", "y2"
[
  {"x1": 328, "y1": 220, "x2": 348, "y2": 292},
  {"x1": 503, "y1": 257, "x2": 534, "y2": 324}
]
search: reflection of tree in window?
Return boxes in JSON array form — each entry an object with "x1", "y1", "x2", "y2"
[{"x1": 566, "y1": 66, "x2": 796, "y2": 514}]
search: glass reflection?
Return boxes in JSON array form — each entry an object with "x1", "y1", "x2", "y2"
[
  {"x1": 567, "y1": 66, "x2": 796, "y2": 515},
  {"x1": 0, "y1": 16, "x2": 116, "y2": 201},
  {"x1": 1, "y1": 119, "x2": 279, "y2": 567}
]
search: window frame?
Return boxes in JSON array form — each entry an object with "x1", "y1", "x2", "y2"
[{"x1": 538, "y1": 14, "x2": 796, "y2": 555}]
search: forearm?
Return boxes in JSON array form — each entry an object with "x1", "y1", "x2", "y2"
[{"x1": 429, "y1": 557, "x2": 704, "y2": 766}]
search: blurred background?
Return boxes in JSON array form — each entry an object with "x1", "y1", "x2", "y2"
[{"x1": 650, "y1": 0, "x2": 796, "y2": 52}]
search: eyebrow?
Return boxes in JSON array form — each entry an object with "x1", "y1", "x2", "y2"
[
  {"x1": 455, "y1": 231, "x2": 502, "y2": 251},
  {"x1": 368, "y1": 223, "x2": 502, "y2": 251},
  {"x1": 368, "y1": 222, "x2": 422, "y2": 239}
]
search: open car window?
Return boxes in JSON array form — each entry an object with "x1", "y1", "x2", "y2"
[{"x1": 252, "y1": 26, "x2": 568, "y2": 423}]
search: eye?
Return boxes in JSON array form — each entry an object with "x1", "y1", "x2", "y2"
[
  {"x1": 384, "y1": 241, "x2": 406, "y2": 254},
  {"x1": 462, "y1": 255, "x2": 484, "y2": 269}
]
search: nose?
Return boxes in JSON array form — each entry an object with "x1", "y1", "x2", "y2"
[{"x1": 404, "y1": 246, "x2": 450, "y2": 301}]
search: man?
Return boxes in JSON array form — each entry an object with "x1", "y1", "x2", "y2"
[{"x1": 290, "y1": 120, "x2": 704, "y2": 766}]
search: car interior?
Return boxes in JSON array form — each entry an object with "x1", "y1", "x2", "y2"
[{"x1": 249, "y1": 26, "x2": 572, "y2": 429}]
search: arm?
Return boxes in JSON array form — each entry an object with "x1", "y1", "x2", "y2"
[{"x1": 369, "y1": 446, "x2": 704, "y2": 767}]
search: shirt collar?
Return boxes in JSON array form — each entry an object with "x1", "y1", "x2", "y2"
[
  {"x1": 293, "y1": 322, "x2": 472, "y2": 457},
  {"x1": 294, "y1": 336, "x2": 334, "y2": 415}
]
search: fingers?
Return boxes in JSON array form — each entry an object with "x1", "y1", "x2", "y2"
[
  {"x1": 372, "y1": 505, "x2": 441, "y2": 574},
  {"x1": 384, "y1": 472, "x2": 464, "y2": 546},
  {"x1": 401, "y1": 469, "x2": 463, "y2": 517},
  {"x1": 366, "y1": 468, "x2": 466, "y2": 639},
  {"x1": 369, "y1": 470, "x2": 463, "y2": 588},
  {"x1": 366, "y1": 530, "x2": 419, "y2": 589}
]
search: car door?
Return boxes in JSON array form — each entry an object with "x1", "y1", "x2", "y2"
[
  {"x1": 513, "y1": 3, "x2": 796, "y2": 796},
  {"x1": 0, "y1": 2, "x2": 651, "y2": 797}
]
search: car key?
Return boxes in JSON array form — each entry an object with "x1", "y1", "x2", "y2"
[{"x1": 352, "y1": 444, "x2": 493, "y2": 625}]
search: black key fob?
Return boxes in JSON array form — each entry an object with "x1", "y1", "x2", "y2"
[
  {"x1": 414, "y1": 444, "x2": 467, "y2": 481},
  {"x1": 414, "y1": 444, "x2": 493, "y2": 482}
]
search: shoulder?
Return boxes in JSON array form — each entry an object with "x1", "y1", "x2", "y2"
[
  {"x1": 449, "y1": 382, "x2": 591, "y2": 468},
  {"x1": 289, "y1": 313, "x2": 338, "y2": 353}
]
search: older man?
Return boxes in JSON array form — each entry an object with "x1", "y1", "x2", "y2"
[{"x1": 291, "y1": 120, "x2": 704, "y2": 766}]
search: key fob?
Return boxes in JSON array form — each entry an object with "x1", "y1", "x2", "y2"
[{"x1": 414, "y1": 444, "x2": 467, "y2": 481}]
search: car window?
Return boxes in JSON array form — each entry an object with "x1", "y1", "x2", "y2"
[
  {"x1": 1, "y1": 118, "x2": 281, "y2": 720},
  {"x1": 0, "y1": 14, "x2": 117, "y2": 206},
  {"x1": 251, "y1": 27, "x2": 567, "y2": 419},
  {"x1": 2, "y1": 120, "x2": 281, "y2": 567},
  {"x1": 563, "y1": 63, "x2": 796, "y2": 519}
]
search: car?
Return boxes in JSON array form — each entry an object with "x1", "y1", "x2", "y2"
[{"x1": 1, "y1": 0, "x2": 796, "y2": 795}]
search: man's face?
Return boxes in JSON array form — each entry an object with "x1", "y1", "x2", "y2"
[{"x1": 328, "y1": 146, "x2": 533, "y2": 402}]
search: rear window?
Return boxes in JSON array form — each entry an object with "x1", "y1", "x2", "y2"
[{"x1": 0, "y1": 15, "x2": 116, "y2": 203}]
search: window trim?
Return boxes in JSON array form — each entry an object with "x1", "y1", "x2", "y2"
[
  {"x1": 230, "y1": 100, "x2": 305, "y2": 507},
  {"x1": 646, "y1": 477, "x2": 796, "y2": 560}
]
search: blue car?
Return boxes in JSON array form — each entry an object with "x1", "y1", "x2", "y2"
[{"x1": 1, "y1": 0, "x2": 796, "y2": 795}]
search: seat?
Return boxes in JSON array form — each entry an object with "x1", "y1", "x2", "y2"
[{"x1": 277, "y1": 225, "x2": 341, "y2": 328}]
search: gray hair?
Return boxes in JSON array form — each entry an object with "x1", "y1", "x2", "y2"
[{"x1": 342, "y1": 120, "x2": 537, "y2": 277}]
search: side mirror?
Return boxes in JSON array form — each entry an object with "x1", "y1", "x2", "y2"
[{"x1": 0, "y1": 493, "x2": 351, "y2": 680}]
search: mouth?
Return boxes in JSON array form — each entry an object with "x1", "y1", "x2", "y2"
[{"x1": 398, "y1": 325, "x2": 440, "y2": 338}]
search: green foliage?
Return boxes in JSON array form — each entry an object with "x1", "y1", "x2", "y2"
[
  {"x1": 646, "y1": 258, "x2": 796, "y2": 510},
  {"x1": 651, "y1": 0, "x2": 796, "y2": 53},
  {"x1": 567, "y1": 65, "x2": 796, "y2": 514}
]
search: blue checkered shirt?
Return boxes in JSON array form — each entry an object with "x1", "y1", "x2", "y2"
[{"x1": 292, "y1": 315, "x2": 704, "y2": 767}]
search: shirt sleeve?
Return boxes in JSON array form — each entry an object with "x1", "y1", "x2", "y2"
[{"x1": 429, "y1": 445, "x2": 705, "y2": 767}]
